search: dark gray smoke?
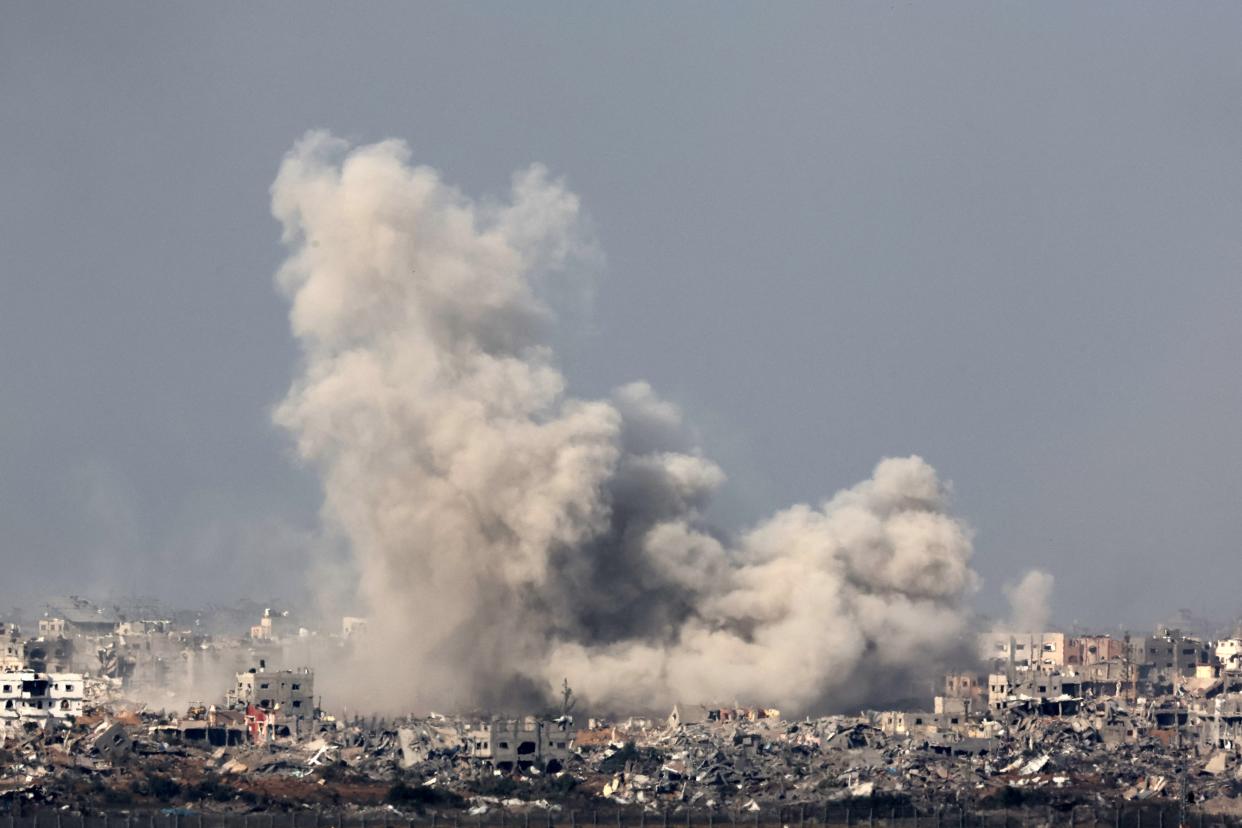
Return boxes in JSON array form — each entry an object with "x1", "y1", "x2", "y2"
[{"x1": 271, "y1": 132, "x2": 981, "y2": 714}]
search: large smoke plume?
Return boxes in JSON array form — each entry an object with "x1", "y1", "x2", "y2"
[{"x1": 271, "y1": 132, "x2": 980, "y2": 714}]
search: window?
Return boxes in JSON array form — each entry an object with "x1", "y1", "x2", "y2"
[
  {"x1": 292, "y1": 684, "x2": 300, "y2": 690},
  {"x1": 2, "y1": 685, "x2": 9, "y2": 693},
  {"x1": 260, "y1": 683, "x2": 269, "y2": 689},
  {"x1": 1039, "y1": 686, "x2": 1047, "y2": 693},
  {"x1": 914, "y1": 718, "x2": 924, "y2": 725},
  {"x1": 950, "y1": 718, "x2": 959, "y2": 725},
  {"x1": 65, "y1": 684, "x2": 73, "y2": 692},
  {"x1": 292, "y1": 700, "x2": 302, "y2": 708},
  {"x1": 498, "y1": 741, "x2": 509, "y2": 749}
]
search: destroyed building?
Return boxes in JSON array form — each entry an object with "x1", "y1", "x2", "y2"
[
  {"x1": 0, "y1": 670, "x2": 84, "y2": 729},
  {"x1": 41, "y1": 597, "x2": 121, "y2": 637},
  {"x1": 0, "y1": 624, "x2": 21, "y2": 671},
  {"x1": 462, "y1": 715, "x2": 572, "y2": 772},
  {"x1": 228, "y1": 660, "x2": 314, "y2": 719},
  {"x1": 4, "y1": 596, "x2": 1242, "y2": 819}
]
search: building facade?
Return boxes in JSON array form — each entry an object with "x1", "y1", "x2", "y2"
[
  {"x1": 0, "y1": 671, "x2": 85, "y2": 727},
  {"x1": 463, "y1": 716, "x2": 572, "y2": 772},
  {"x1": 228, "y1": 662, "x2": 314, "y2": 722}
]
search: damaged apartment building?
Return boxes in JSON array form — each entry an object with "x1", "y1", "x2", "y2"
[
  {"x1": 462, "y1": 715, "x2": 572, "y2": 772},
  {"x1": 0, "y1": 670, "x2": 84, "y2": 731},
  {"x1": 862, "y1": 625, "x2": 1242, "y2": 763},
  {"x1": 227, "y1": 660, "x2": 316, "y2": 740}
]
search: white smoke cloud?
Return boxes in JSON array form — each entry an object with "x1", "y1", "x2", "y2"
[
  {"x1": 271, "y1": 131, "x2": 981, "y2": 714},
  {"x1": 1002, "y1": 569, "x2": 1055, "y2": 634}
]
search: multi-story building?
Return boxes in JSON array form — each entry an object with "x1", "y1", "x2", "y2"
[
  {"x1": 1067, "y1": 635, "x2": 1126, "y2": 666},
  {"x1": 462, "y1": 716, "x2": 572, "y2": 773},
  {"x1": 1197, "y1": 694, "x2": 1242, "y2": 755},
  {"x1": 227, "y1": 661, "x2": 314, "y2": 722},
  {"x1": 943, "y1": 672, "x2": 984, "y2": 709},
  {"x1": 1, "y1": 624, "x2": 23, "y2": 671},
  {"x1": 1129, "y1": 629, "x2": 1211, "y2": 684},
  {"x1": 1215, "y1": 639, "x2": 1242, "y2": 670},
  {"x1": 0, "y1": 671, "x2": 85, "y2": 727},
  {"x1": 978, "y1": 632, "x2": 1069, "y2": 669},
  {"x1": 987, "y1": 670, "x2": 1082, "y2": 715},
  {"x1": 41, "y1": 597, "x2": 120, "y2": 637}
]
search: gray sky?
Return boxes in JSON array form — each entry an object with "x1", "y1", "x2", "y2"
[{"x1": 2, "y1": 3, "x2": 1240, "y2": 629}]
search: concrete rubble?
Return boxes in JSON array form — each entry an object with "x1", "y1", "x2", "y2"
[{"x1": 3, "y1": 604, "x2": 1242, "y2": 818}]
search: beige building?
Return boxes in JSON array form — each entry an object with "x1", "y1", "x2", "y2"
[
  {"x1": 463, "y1": 716, "x2": 572, "y2": 772},
  {"x1": 228, "y1": 661, "x2": 314, "y2": 723},
  {"x1": 978, "y1": 632, "x2": 1069, "y2": 668}
]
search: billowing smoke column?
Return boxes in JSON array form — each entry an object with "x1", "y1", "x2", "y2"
[
  {"x1": 1002, "y1": 569, "x2": 1055, "y2": 634},
  {"x1": 271, "y1": 131, "x2": 980, "y2": 714}
]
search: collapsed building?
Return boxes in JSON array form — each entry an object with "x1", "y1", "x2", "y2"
[{"x1": 3, "y1": 596, "x2": 1242, "y2": 817}]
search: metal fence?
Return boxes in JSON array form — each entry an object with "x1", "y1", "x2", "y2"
[{"x1": 3, "y1": 807, "x2": 1242, "y2": 828}]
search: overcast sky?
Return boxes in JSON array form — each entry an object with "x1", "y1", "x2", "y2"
[{"x1": 2, "y1": 3, "x2": 1240, "y2": 629}]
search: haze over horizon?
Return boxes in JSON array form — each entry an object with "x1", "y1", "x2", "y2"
[{"x1": 3, "y1": 3, "x2": 1241, "y2": 632}]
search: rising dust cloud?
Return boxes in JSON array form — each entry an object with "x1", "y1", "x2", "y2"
[{"x1": 271, "y1": 131, "x2": 1000, "y2": 715}]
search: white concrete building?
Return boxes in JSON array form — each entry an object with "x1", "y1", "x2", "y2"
[
  {"x1": 0, "y1": 671, "x2": 85, "y2": 727},
  {"x1": 1216, "y1": 639, "x2": 1242, "y2": 670}
]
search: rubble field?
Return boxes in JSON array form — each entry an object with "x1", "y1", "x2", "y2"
[{"x1": 3, "y1": 698, "x2": 1242, "y2": 824}]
